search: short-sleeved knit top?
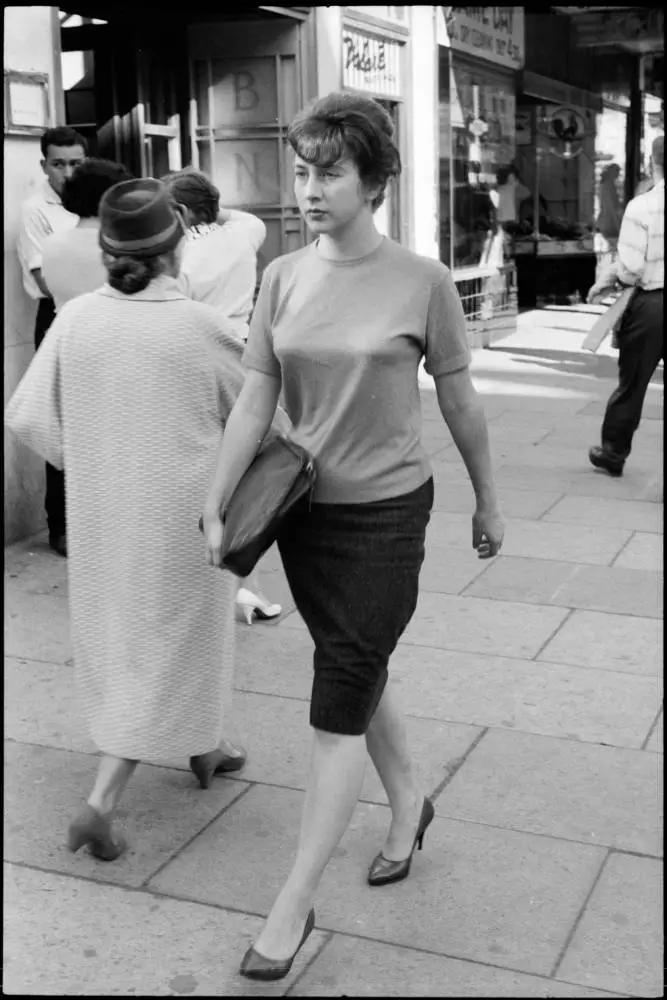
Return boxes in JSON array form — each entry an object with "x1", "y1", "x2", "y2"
[{"x1": 243, "y1": 236, "x2": 471, "y2": 503}]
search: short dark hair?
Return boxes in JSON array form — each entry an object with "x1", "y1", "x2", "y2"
[
  {"x1": 61, "y1": 159, "x2": 134, "y2": 218},
  {"x1": 163, "y1": 168, "x2": 220, "y2": 225},
  {"x1": 40, "y1": 127, "x2": 89, "y2": 158},
  {"x1": 287, "y1": 91, "x2": 401, "y2": 211}
]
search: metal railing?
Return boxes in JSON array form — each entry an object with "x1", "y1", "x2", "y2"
[{"x1": 454, "y1": 263, "x2": 518, "y2": 348}]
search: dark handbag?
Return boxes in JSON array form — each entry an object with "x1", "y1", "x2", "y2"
[{"x1": 199, "y1": 435, "x2": 316, "y2": 577}]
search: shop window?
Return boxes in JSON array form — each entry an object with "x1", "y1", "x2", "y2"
[
  {"x1": 514, "y1": 101, "x2": 596, "y2": 248},
  {"x1": 439, "y1": 54, "x2": 516, "y2": 271}
]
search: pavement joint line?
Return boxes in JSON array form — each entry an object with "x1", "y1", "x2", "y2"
[
  {"x1": 536, "y1": 491, "x2": 569, "y2": 520},
  {"x1": 429, "y1": 727, "x2": 488, "y2": 802},
  {"x1": 549, "y1": 849, "x2": 612, "y2": 981},
  {"x1": 6, "y1": 697, "x2": 660, "y2": 759},
  {"x1": 530, "y1": 607, "x2": 576, "y2": 662},
  {"x1": 609, "y1": 530, "x2": 637, "y2": 568},
  {"x1": 284, "y1": 930, "x2": 337, "y2": 997},
  {"x1": 424, "y1": 808, "x2": 662, "y2": 860},
  {"x1": 412, "y1": 584, "x2": 662, "y2": 620},
  {"x1": 640, "y1": 704, "x2": 664, "y2": 752},
  {"x1": 547, "y1": 564, "x2": 586, "y2": 607},
  {"x1": 456, "y1": 558, "x2": 498, "y2": 598},
  {"x1": 9, "y1": 639, "x2": 662, "y2": 681},
  {"x1": 0, "y1": 858, "x2": 637, "y2": 999},
  {"x1": 137, "y1": 780, "x2": 255, "y2": 890}
]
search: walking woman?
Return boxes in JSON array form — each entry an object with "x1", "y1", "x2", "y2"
[
  {"x1": 203, "y1": 92, "x2": 504, "y2": 980},
  {"x1": 6, "y1": 179, "x2": 249, "y2": 860}
]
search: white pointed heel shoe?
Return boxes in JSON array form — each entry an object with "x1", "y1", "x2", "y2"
[{"x1": 236, "y1": 588, "x2": 282, "y2": 625}]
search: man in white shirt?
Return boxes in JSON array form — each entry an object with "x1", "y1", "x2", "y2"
[
  {"x1": 17, "y1": 127, "x2": 88, "y2": 555},
  {"x1": 163, "y1": 168, "x2": 267, "y2": 341},
  {"x1": 587, "y1": 135, "x2": 664, "y2": 476}
]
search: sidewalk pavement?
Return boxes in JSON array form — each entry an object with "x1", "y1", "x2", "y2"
[{"x1": 4, "y1": 307, "x2": 663, "y2": 998}]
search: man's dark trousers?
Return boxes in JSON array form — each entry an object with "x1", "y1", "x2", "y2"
[
  {"x1": 34, "y1": 297, "x2": 66, "y2": 539},
  {"x1": 602, "y1": 288, "x2": 663, "y2": 460}
]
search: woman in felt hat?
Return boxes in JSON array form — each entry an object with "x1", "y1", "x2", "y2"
[{"x1": 6, "y1": 178, "x2": 253, "y2": 860}]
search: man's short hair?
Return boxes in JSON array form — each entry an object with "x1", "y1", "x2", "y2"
[
  {"x1": 61, "y1": 159, "x2": 133, "y2": 218},
  {"x1": 40, "y1": 127, "x2": 89, "y2": 158},
  {"x1": 652, "y1": 135, "x2": 664, "y2": 171}
]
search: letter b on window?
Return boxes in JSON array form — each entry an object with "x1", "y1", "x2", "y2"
[{"x1": 234, "y1": 72, "x2": 260, "y2": 112}]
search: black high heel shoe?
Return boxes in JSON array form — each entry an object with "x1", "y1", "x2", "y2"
[
  {"x1": 189, "y1": 745, "x2": 247, "y2": 789},
  {"x1": 239, "y1": 908, "x2": 316, "y2": 981},
  {"x1": 367, "y1": 797, "x2": 435, "y2": 887}
]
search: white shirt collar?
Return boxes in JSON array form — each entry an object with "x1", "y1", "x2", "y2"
[{"x1": 41, "y1": 179, "x2": 63, "y2": 205}]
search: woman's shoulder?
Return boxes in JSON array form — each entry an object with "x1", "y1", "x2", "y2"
[{"x1": 381, "y1": 239, "x2": 450, "y2": 284}]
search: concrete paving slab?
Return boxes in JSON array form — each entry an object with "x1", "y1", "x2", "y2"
[
  {"x1": 463, "y1": 557, "x2": 580, "y2": 604},
  {"x1": 166, "y1": 689, "x2": 481, "y2": 805},
  {"x1": 421, "y1": 544, "x2": 490, "y2": 594},
  {"x1": 398, "y1": 593, "x2": 569, "y2": 660},
  {"x1": 266, "y1": 595, "x2": 567, "y2": 661},
  {"x1": 149, "y1": 785, "x2": 605, "y2": 977},
  {"x1": 485, "y1": 519, "x2": 631, "y2": 565},
  {"x1": 612, "y1": 532, "x2": 663, "y2": 571},
  {"x1": 483, "y1": 424, "x2": 554, "y2": 451},
  {"x1": 4, "y1": 544, "x2": 68, "y2": 595},
  {"x1": 437, "y1": 730, "x2": 662, "y2": 855},
  {"x1": 544, "y1": 496, "x2": 663, "y2": 533},
  {"x1": 557, "y1": 853, "x2": 663, "y2": 998},
  {"x1": 579, "y1": 395, "x2": 663, "y2": 422},
  {"x1": 290, "y1": 934, "x2": 619, "y2": 997},
  {"x1": 500, "y1": 445, "x2": 612, "y2": 471},
  {"x1": 4, "y1": 656, "x2": 95, "y2": 754},
  {"x1": 389, "y1": 646, "x2": 661, "y2": 749},
  {"x1": 537, "y1": 610, "x2": 662, "y2": 675},
  {"x1": 645, "y1": 712, "x2": 663, "y2": 754},
  {"x1": 3, "y1": 863, "x2": 325, "y2": 996},
  {"x1": 494, "y1": 464, "x2": 660, "y2": 501},
  {"x1": 431, "y1": 483, "x2": 563, "y2": 520},
  {"x1": 4, "y1": 588, "x2": 72, "y2": 663},
  {"x1": 547, "y1": 565, "x2": 662, "y2": 619},
  {"x1": 3, "y1": 742, "x2": 247, "y2": 888},
  {"x1": 235, "y1": 626, "x2": 314, "y2": 701}
]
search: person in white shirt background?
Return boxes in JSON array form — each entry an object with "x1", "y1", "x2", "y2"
[
  {"x1": 42, "y1": 158, "x2": 133, "y2": 314},
  {"x1": 164, "y1": 168, "x2": 282, "y2": 624},
  {"x1": 587, "y1": 134, "x2": 664, "y2": 477},
  {"x1": 17, "y1": 126, "x2": 88, "y2": 557}
]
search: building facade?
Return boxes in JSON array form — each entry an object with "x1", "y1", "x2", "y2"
[{"x1": 3, "y1": 4, "x2": 441, "y2": 542}]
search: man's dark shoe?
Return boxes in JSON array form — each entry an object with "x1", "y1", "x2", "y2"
[
  {"x1": 588, "y1": 446, "x2": 624, "y2": 477},
  {"x1": 49, "y1": 534, "x2": 67, "y2": 557}
]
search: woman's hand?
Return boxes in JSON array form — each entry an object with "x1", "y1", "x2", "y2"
[
  {"x1": 472, "y1": 504, "x2": 505, "y2": 559},
  {"x1": 203, "y1": 506, "x2": 225, "y2": 567}
]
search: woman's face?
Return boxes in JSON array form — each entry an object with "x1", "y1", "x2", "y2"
[{"x1": 294, "y1": 154, "x2": 378, "y2": 235}]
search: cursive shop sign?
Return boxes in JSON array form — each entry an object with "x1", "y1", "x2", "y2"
[
  {"x1": 438, "y1": 7, "x2": 525, "y2": 70},
  {"x1": 342, "y1": 28, "x2": 402, "y2": 97}
]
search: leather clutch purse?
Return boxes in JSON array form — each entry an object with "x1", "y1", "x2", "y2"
[{"x1": 200, "y1": 434, "x2": 316, "y2": 577}]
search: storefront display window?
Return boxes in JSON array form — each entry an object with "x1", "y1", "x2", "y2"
[
  {"x1": 513, "y1": 101, "x2": 596, "y2": 250},
  {"x1": 439, "y1": 52, "x2": 516, "y2": 271}
]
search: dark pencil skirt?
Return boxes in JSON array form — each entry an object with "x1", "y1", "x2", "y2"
[{"x1": 277, "y1": 477, "x2": 434, "y2": 736}]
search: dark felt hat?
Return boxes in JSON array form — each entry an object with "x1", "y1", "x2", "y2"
[{"x1": 99, "y1": 178, "x2": 184, "y2": 258}]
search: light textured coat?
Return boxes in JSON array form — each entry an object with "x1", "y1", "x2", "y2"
[{"x1": 6, "y1": 276, "x2": 245, "y2": 760}]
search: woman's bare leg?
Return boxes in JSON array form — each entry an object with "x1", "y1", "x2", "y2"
[
  {"x1": 364, "y1": 682, "x2": 424, "y2": 859},
  {"x1": 250, "y1": 729, "x2": 367, "y2": 959},
  {"x1": 87, "y1": 756, "x2": 138, "y2": 815}
]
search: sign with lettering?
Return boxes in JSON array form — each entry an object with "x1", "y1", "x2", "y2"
[
  {"x1": 438, "y1": 7, "x2": 525, "y2": 71},
  {"x1": 342, "y1": 28, "x2": 402, "y2": 97}
]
